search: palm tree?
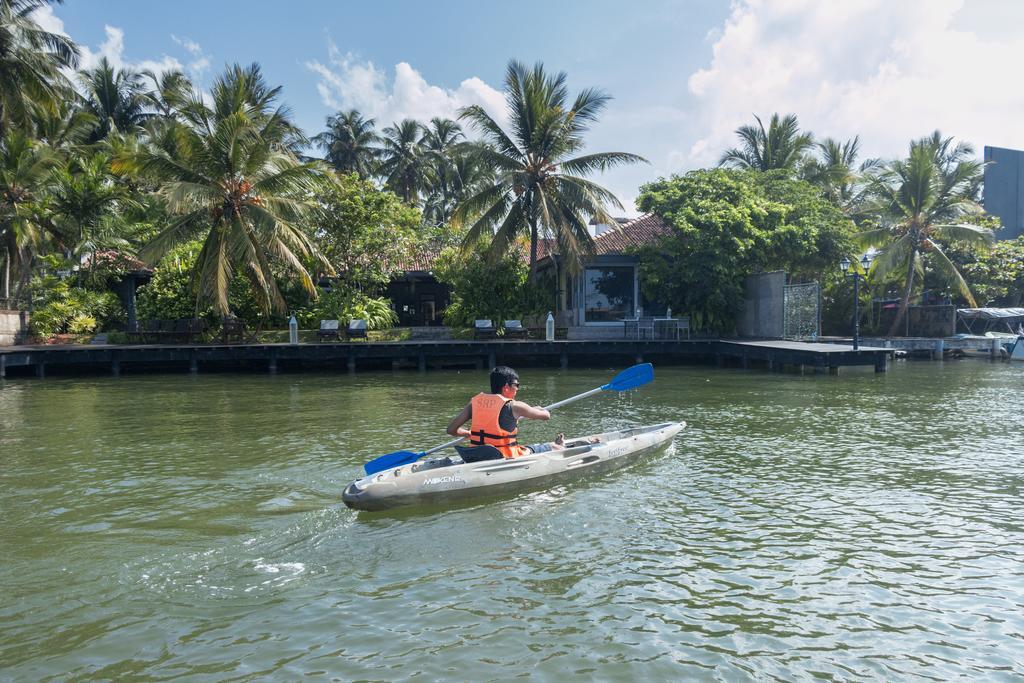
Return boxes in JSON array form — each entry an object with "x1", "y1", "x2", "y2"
[
  {"x1": 0, "y1": 131, "x2": 59, "y2": 299},
  {"x1": 312, "y1": 109, "x2": 379, "y2": 178},
  {"x1": 720, "y1": 113, "x2": 813, "y2": 172},
  {"x1": 0, "y1": 0, "x2": 79, "y2": 135},
  {"x1": 857, "y1": 132, "x2": 993, "y2": 336},
  {"x1": 78, "y1": 58, "x2": 153, "y2": 142},
  {"x1": 802, "y1": 136, "x2": 879, "y2": 210},
  {"x1": 453, "y1": 60, "x2": 646, "y2": 277},
  {"x1": 420, "y1": 117, "x2": 469, "y2": 225},
  {"x1": 120, "y1": 63, "x2": 331, "y2": 317},
  {"x1": 142, "y1": 68, "x2": 193, "y2": 120},
  {"x1": 48, "y1": 152, "x2": 132, "y2": 257},
  {"x1": 378, "y1": 118, "x2": 432, "y2": 205}
]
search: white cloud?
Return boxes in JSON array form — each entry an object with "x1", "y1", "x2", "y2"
[
  {"x1": 31, "y1": 5, "x2": 207, "y2": 80},
  {"x1": 685, "y1": 0, "x2": 1024, "y2": 166},
  {"x1": 172, "y1": 34, "x2": 211, "y2": 79},
  {"x1": 306, "y1": 41, "x2": 508, "y2": 129}
]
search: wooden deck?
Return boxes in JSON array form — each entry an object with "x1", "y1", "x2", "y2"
[{"x1": 0, "y1": 337, "x2": 895, "y2": 378}]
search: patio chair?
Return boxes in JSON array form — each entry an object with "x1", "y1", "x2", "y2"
[
  {"x1": 622, "y1": 317, "x2": 639, "y2": 339},
  {"x1": 677, "y1": 315, "x2": 691, "y2": 340},
  {"x1": 317, "y1": 319, "x2": 340, "y2": 341},
  {"x1": 221, "y1": 316, "x2": 248, "y2": 344},
  {"x1": 474, "y1": 319, "x2": 497, "y2": 340},
  {"x1": 503, "y1": 319, "x2": 528, "y2": 339},
  {"x1": 345, "y1": 319, "x2": 368, "y2": 340}
]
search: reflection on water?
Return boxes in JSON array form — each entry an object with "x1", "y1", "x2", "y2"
[{"x1": 1, "y1": 361, "x2": 1023, "y2": 679}]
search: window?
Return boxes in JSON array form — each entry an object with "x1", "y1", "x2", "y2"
[{"x1": 584, "y1": 266, "x2": 634, "y2": 322}]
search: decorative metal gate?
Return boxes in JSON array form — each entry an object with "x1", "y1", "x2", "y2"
[{"x1": 783, "y1": 282, "x2": 820, "y2": 340}]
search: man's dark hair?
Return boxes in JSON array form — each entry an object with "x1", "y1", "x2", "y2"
[{"x1": 490, "y1": 366, "x2": 519, "y2": 393}]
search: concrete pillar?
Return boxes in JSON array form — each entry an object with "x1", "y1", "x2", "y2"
[
  {"x1": 991, "y1": 337, "x2": 1002, "y2": 360},
  {"x1": 875, "y1": 354, "x2": 888, "y2": 373},
  {"x1": 347, "y1": 352, "x2": 356, "y2": 374},
  {"x1": 829, "y1": 366, "x2": 839, "y2": 376},
  {"x1": 36, "y1": 362, "x2": 45, "y2": 378},
  {"x1": 716, "y1": 354, "x2": 725, "y2": 367},
  {"x1": 932, "y1": 339, "x2": 944, "y2": 360},
  {"x1": 560, "y1": 351, "x2": 568, "y2": 370},
  {"x1": 111, "y1": 358, "x2": 121, "y2": 377},
  {"x1": 767, "y1": 360, "x2": 775, "y2": 371},
  {"x1": 487, "y1": 351, "x2": 496, "y2": 369},
  {"x1": 268, "y1": 349, "x2": 278, "y2": 374},
  {"x1": 189, "y1": 351, "x2": 198, "y2": 374},
  {"x1": 418, "y1": 352, "x2": 426, "y2": 372},
  {"x1": 0, "y1": 354, "x2": 5, "y2": 379},
  {"x1": 741, "y1": 356, "x2": 749, "y2": 369}
]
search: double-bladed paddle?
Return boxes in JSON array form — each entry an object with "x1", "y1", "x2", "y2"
[{"x1": 362, "y1": 363, "x2": 655, "y2": 475}]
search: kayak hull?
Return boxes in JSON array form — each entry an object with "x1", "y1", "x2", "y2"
[{"x1": 343, "y1": 421, "x2": 684, "y2": 511}]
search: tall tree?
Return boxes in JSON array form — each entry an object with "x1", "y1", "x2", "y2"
[
  {"x1": 0, "y1": 0, "x2": 79, "y2": 135},
  {"x1": 312, "y1": 109, "x2": 379, "y2": 178},
  {"x1": 420, "y1": 117, "x2": 469, "y2": 226},
  {"x1": 120, "y1": 63, "x2": 331, "y2": 316},
  {"x1": 858, "y1": 132, "x2": 993, "y2": 335},
  {"x1": 0, "y1": 131, "x2": 58, "y2": 299},
  {"x1": 142, "y1": 68, "x2": 193, "y2": 119},
  {"x1": 801, "y1": 136, "x2": 874, "y2": 210},
  {"x1": 720, "y1": 113, "x2": 813, "y2": 173},
  {"x1": 378, "y1": 118, "x2": 431, "y2": 205},
  {"x1": 453, "y1": 60, "x2": 646, "y2": 278},
  {"x1": 78, "y1": 57, "x2": 153, "y2": 142}
]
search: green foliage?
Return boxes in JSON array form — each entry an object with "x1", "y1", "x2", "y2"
[
  {"x1": 293, "y1": 288, "x2": 397, "y2": 330},
  {"x1": 636, "y1": 169, "x2": 855, "y2": 333},
  {"x1": 28, "y1": 271, "x2": 123, "y2": 337},
  {"x1": 136, "y1": 241, "x2": 264, "y2": 325},
  {"x1": 955, "y1": 236, "x2": 1024, "y2": 307},
  {"x1": 433, "y1": 239, "x2": 551, "y2": 328},
  {"x1": 313, "y1": 173, "x2": 420, "y2": 293}
]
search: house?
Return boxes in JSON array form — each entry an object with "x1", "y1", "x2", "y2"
[
  {"x1": 536, "y1": 214, "x2": 674, "y2": 331},
  {"x1": 983, "y1": 145, "x2": 1024, "y2": 240},
  {"x1": 385, "y1": 242, "x2": 451, "y2": 327}
]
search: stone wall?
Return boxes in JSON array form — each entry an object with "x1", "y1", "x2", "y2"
[
  {"x1": 0, "y1": 310, "x2": 28, "y2": 346},
  {"x1": 738, "y1": 271, "x2": 786, "y2": 338}
]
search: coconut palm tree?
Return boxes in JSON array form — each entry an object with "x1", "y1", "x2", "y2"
[
  {"x1": 453, "y1": 60, "x2": 646, "y2": 277},
  {"x1": 312, "y1": 109, "x2": 379, "y2": 178},
  {"x1": 857, "y1": 132, "x2": 993, "y2": 336},
  {"x1": 142, "y1": 68, "x2": 193, "y2": 120},
  {"x1": 78, "y1": 58, "x2": 154, "y2": 142},
  {"x1": 0, "y1": 131, "x2": 59, "y2": 299},
  {"x1": 802, "y1": 136, "x2": 880, "y2": 211},
  {"x1": 378, "y1": 118, "x2": 431, "y2": 205},
  {"x1": 0, "y1": 0, "x2": 79, "y2": 135},
  {"x1": 420, "y1": 117, "x2": 471, "y2": 226},
  {"x1": 720, "y1": 113, "x2": 813, "y2": 173},
  {"x1": 120, "y1": 63, "x2": 331, "y2": 316}
]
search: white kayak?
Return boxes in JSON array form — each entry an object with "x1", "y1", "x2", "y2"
[{"x1": 343, "y1": 421, "x2": 685, "y2": 511}]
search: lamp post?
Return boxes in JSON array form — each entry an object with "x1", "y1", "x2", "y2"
[{"x1": 840, "y1": 254, "x2": 872, "y2": 350}]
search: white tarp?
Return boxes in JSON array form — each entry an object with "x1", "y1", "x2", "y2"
[{"x1": 956, "y1": 308, "x2": 1024, "y2": 320}]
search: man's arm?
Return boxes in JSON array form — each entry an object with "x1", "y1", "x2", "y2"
[
  {"x1": 511, "y1": 401, "x2": 551, "y2": 421},
  {"x1": 446, "y1": 403, "x2": 473, "y2": 437}
]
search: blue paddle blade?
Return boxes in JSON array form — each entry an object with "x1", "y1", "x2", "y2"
[
  {"x1": 602, "y1": 362, "x2": 654, "y2": 392},
  {"x1": 364, "y1": 449, "x2": 421, "y2": 475}
]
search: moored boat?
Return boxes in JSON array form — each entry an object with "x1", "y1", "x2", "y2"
[{"x1": 343, "y1": 421, "x2": 685, "y2": 511}]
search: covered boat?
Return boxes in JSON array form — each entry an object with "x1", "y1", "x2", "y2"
[{"x1": 343, "y1": 421, "x2": 685, "y2": 511}]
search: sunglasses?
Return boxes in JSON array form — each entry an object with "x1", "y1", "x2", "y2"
[{"x1": 509, "y1": 381, "x2": 520, "y2": 388}]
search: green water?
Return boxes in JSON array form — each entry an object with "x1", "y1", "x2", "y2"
[{"x1": 1, "y1": 361, "x2": 1023, "y2": 680}]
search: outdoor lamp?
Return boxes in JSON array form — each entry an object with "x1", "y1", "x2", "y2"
[
  {"x1": 840, "y1": 257, "x2": 851, "y2": 273},
  {"x1": 860, "y1": 253, "x2": 872, "y2": 270}
]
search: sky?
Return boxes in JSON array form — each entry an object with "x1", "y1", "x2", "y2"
[{"x1": 35, "y1": 0, "x2": 1024, "y2": 217}]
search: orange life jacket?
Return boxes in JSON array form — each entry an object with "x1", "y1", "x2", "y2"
[{"x1": 470, "y1": 392, "x2": 527, "y2": 459}]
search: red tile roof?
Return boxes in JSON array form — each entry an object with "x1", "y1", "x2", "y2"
[
  {"x1": 393, "y1": 241, "x2": 446, "y2": 272},
  {"x1": 593, "y1": 214, "x2": 673, "y2": 255}
]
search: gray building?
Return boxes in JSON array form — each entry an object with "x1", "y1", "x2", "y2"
[{"x1": 983, "y1": 145, "x2": 1024, "y2": 240}]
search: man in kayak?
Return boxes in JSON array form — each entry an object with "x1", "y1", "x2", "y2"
[{"x1": 446, "y1": 365, "x2": 564, "y2": 461}]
